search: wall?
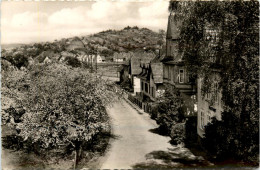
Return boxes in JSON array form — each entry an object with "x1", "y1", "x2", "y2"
[
  {"x1": 166, "y1": 40, "x2": 179, "y2": 59},
  {"x1": 197, "y1": 74, "x2": 223, "y2": 138},
  {"x1": 164, "y1": 64, "x2": 190, "y2": 85},
  {"x1": 133, "y1": 76, "x2": 141, "y2": 94}
]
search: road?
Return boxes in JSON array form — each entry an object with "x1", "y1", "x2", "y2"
[
  {"x1": 99, "y1": 99, "x2": 210, "y2": 169},
  {"x1": 100, "y1": 99, "x2": 171, "y2": 169}
]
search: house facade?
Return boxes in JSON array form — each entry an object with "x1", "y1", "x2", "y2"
[
  {"x1": 197, "y1": 23, "x2": 223, "y2": 138},
  {"x1": 129, "y1": 52, "x2": 155, "y2": 94},
  {"x1": 130, "y1": 60, "x2": 164, "y2": 112},
  {"x1": 85, "y1": 54, "x2": 105, "y2": 67},
  {"x1": 139, "y1": 62, "x2": 164, "y2": 101},
  {"x1": 113, "y1": 52, "x2": 129, "y2": 63},
  {"x1": 96, "y1": 55, "x2": 106, "y2": 63},
  {"x1": 163, "y1": 13, "x2": 197, "y2": 117},
  {"x1": 197, "y1": 72, "x2": 223, "y2": 138}
]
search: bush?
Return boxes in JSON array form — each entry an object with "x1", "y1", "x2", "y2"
[
  {"x1": 154, "y1": 85, "x2": 185, "y2": 135},
  {"x1": 65, "y1": 56, "x2": 81, "y2": 67},
  {"x1": 170, "y1": 123, "x2": 185, "y2": 145},
  {"x1": 149, "y1": 104, "x2": 159, "y2": 120},
  {"x1": 120, "y1": 78, "x2": 132, "y2": 91},
  {"x1": 202, "y1": 112, "x2": 259, "y2": 165},
  {"x1": 184, "y1": 116, "x2": 197, "y2": 146}
]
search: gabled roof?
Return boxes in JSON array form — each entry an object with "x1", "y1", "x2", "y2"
[
  {"x1": 151, "y1": 62, "x2": 163, "y2": 84},
  {"x1": 164, "y1": 53, "x2": 184, "y2": 65},
  {"x1": 166, "y1": 13, "x2": 180, "y2": 40},
  {"x1": 61, "y1": 51, "x2": 74, "y2": 57},
  {"x1": 130, "y1": 52, "x2": 155, "y2": 75}
]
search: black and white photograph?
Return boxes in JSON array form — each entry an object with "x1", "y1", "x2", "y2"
[{"x1": 1, "y1": 0, "x2": 259, "y2": 169}]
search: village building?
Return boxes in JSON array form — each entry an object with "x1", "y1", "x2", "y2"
[
  {"x1": 197, "y1": 71, "x2": 223, "y2": 138},
  {"x1": 97, "y1": 55, "x2": 106, "y2": 63},
  {"x1": 36, "y1": 50, "x2": 59, "y2": 64},
  {"x1": 118, "y1": 52, "x2": 155, "y2": 95},
  {"x1": 129, "y1": 52, "x2": 155, "y2": 94},
  {"x1": 113, "y1": 52, "x2": 132, "y2": 63},
  {"x1": 75, "y1": 50, "x2": 87, "y2": 62},
  {"x1": 113, "y1": 56, "x2": 125, "y2": 62},
  {"x1": 163, "y1": 13, "x2": 197, "y2": 117},
  {"x1": 136, "y1": 61, "x2": 164, "y2": 112},
  {"x1": 197, "y1": 22, "x2": 223, "y2": 138},
  {"x1": 43, "y1": 56, "x2": 52, "y2": 64},
  {"x1": 86, "y1": 54, "x2": 106, "y2": 66}
]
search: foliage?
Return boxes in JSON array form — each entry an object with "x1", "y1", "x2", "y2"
[
  {"x1": 155, "y1": 85, "x2": 185, "y2": 135},
  {"x1": 2, "y1": 63, "x2": 122, "y2": 157},
  {"x1": 169, "y1": 1, "x2": 259, "y2": 163},
  {"x1": 170, "y1": 123, "x2": 185, "y2": 145},
  {"x1": 100, "y1": 49, "x2": 114, "y2": 57},
  {"x1": 120, "y1": 78, "x2": 132, "y2": 92},
  {"x1": 184, "y1": 116, "x2": 197, "y2": 146},
  {"x1": 65, "y1": 56, "x2": 81, "y2": 67},
  {"x1": 203, "y1": 113, "x2": 259, "y2": 165},
  {"x1": 2, "y1": 52, "x2": 29, "y2": 69}
]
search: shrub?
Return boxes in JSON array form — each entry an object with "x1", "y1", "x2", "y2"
[
  {"x1": 170, "y1": 123, "x2": 185, "y2": 145},
  {"x1": 120, "y1": 78, "x2": 132, "y2": 91},
  {"x1": 202, "y1": 112, "x2": 259, "y2": 165},
  {"x1": 149, "y1": 104, "x2": 159, "y2": 120},
  {"x1": 65, "y1": 56, "x2": 81, "y2": 67},
  {"x1": 155, "y1": 85, "x2": 185, "y2": 135},
  {"x1": 184, "y1": 116, "x2": 197, "y2": 146}
]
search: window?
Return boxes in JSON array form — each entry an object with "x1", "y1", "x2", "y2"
[
  {"x1": 205, "y1": 29, "x2": 219, "y2": 43},
  {"x1": 168, "y1": 66, "x2": 172, "y2": 81},
  {"x1": 201, "y1": 111, "x2": 205, "y2": 129},
  {"x1": 141, "y1": 82, "x2": 144, "y2": 91},
  {"x1": 145, "y1": 83, "x2": 148, "y2": 93},
  {"x1": 164, "y1": 66, "x2": 168, "y2": 79},
  {"x1": 179, "y1": 69, "x2": 184, "y2": 83},
  {"x1": 207, "y1": 112, "x2": 211, "y2": 124}
]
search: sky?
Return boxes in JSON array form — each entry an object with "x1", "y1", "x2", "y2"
[{"x1": 1, "y1": 1, "x2": 169, "y2": 44}]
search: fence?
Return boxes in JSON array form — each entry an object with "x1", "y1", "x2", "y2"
[{"x1": 128, "y1": 94, "x2": 153, "y2": 114}]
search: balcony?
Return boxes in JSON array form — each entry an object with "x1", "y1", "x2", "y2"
[{"x1": 163, "y1": 79, "x2": 196, "y2": 94}]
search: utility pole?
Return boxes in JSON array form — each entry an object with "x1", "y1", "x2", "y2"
[
  {"x1": 91, "y1": 54, "x2": 93, "y2": 73},
  {"x1": 117, "y1": 54, "x2": 118, "y2": 77},
  {"x1": 95, "y1": 49, "x2": 98, "y2": 80},
  {"x1": 96, "y1": 50, "x2": 98, "y2": 74}
]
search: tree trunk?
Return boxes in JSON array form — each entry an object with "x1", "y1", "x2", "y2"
[
  {"x1": 74, "y1": 150, "x2": 77, "y2": 170},
  {"x1": 74, "y1": 141, "x2": 83, "y2": 169}
]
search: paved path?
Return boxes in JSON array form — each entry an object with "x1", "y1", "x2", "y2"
[
  {"x1": 99, "y1": 99, "x2": 211, "y2": 169},
  {"x1": 100, "y1": 100, "x2": 174, "y2": 169}
]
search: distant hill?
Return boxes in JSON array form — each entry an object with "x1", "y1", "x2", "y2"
[
  {"x1": 1, "y1": 43, "x2": 25, "y2": 50},
  {"x1": 79, "y1": 26, "x2": 165, "y2": 56},
  {"x1": 1, "y1": 26, "x2": 165, "y2": 69}
]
